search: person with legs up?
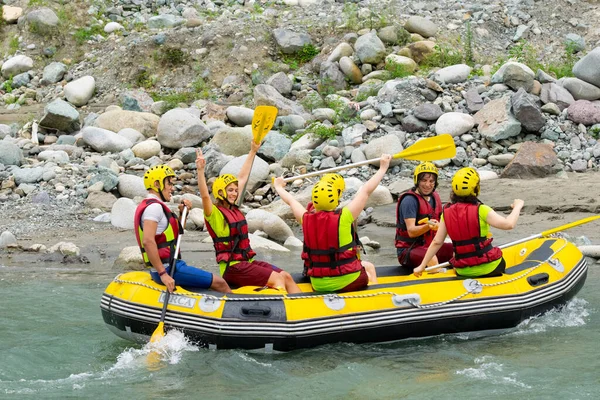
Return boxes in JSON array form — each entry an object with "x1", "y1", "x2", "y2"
[
  {"x1": 134, "y1": 165, "x2": 231, "y2": 293},
  {"x1": 196, "y1": 139, "x2": 301, "y2": 294}
]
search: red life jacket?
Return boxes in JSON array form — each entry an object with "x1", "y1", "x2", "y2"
[
  {"x1": 301, "y1": 209, "x2": 363, "y2": 278},
  {"x1": 134, "y1": 198, "x2": 180, "y2": 268},
  {"x1": 395, "y1": 189, "x2": 442, "y2": 249},
  {"x1": 443, "y1": 202, "x2": 502, "y2": 268},
  {"x1": 205, "y1": 205, "x2": 256, "y2": 264}
]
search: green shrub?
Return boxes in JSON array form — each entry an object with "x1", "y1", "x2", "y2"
[
  {"x1": 421, "y1": 42, "x2": 463, "y2": 69},
  {"x1": 386, "y1": 62, "x2": 412, "y2": 79},
  {"x1": 154, "y1": 47, "x2": 188, "y2": 66},
  {"x1": 73, "y1": 25, "x2": 105, "y2": 44},
  {"x1": 282, "y1": 44, "x2": 319, "y2": 70},
  {"x1": 9, "y1": 36, "x2": 19, "y2": 54},
  {"x1": 305, "y1": 122, "x2": 339, "y2": 140}
]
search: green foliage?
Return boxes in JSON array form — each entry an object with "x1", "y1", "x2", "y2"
[
  {"x1": 341, "y1": 3, "x2": 360, "y2": 31},
  {"x1": 589, "y1": 126, "x2": 600, "y2": 139},
  {"x1": 2, "y1": 76, "x2": 14, "y2": 94},
  {"x1": 299, "y1": 92, "x2": 326, "y2": 112},
  {"x1": 499, "y1": 40, "x2": 576, "y2": 79},
  {"x1": 464, "y1": 20, "x2": 474, "y2": 66},
  {"x1": 506, "y1": 40, "x2": 538, "y2": 67},
  {"x1": 421, "y1": 42, "x2": 463, "y2": 69},
  {"x1": 134, "y1": 68, "x2": 156, "y2": 89},
  {"x1": 385, "y1": 62, "x2": 412, "y2": 79},
  {"x1": 154, "y1": 47, "x2": 188, "y2": 66},
  {"x1": 9, "y1": 36, "x2": 19, "y2": 54},
  {"x1": 150, "y1": 77, "x2": 212, "y2": 112},
  {"x1": 355, "y1": 86, "x2": 380, "y2": 102},
  {"x1": 282, "y1": 44, "x2": 319, "y2": 70},
  {"x1": 304, "y1": 122, "x2": 339, "y2": 140},
  {"x1": 28, "y1": 0, "x2": 48, "y2": 6},
  {"x1": 73, "y1": 25, "x2": 105, "y2": 44}
]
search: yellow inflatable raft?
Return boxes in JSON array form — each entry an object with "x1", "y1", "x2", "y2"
[{"x1": 101, "y1": 237, "x2": 587, "y2": 351}]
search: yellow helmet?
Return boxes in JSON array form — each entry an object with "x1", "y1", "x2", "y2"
[
  {"x1": 143, "y1": 165, "x2": 176, "y2": 191},
  {"x1": 212, "y1": 174, "x2": 238, "y2": 200},
  {"x1": 452, "y1": 167, "x2": 480, "y2": 197},
  {"x1": 321, "y1": 173, "x2": 345, "y2": 195},
  {"x1": 312, "y1": 180, "x2": 339, "y2": 211},
  {"x1": 413, "y1": 162, "x2": 438, "y2": 185}
]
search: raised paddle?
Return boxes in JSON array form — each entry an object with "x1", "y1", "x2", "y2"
[
  {"x1": 236, "y1": 105, "x2": 278, "y2": 206},
  {"x1": 149, "y1": 206, "x2": 189, "y2": 344},
  {"x1": 424, "y1": 215, "x2": 600, "y2": 272},
  {"x1": 279, "y1": 134, "x2": 456, "y2": 183}
]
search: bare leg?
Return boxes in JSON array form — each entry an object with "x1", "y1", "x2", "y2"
[
  {"x1": 211, "y1": 274, "x2": 232, "y2": 293},
  {"x1": 267, "y1": 271, "x2": 302, "y2": 294},
  {"x1": 362, "y1": 261, "x2": 378, "y2": 284},
  {"x1": 280, "y1": 271, "x2": 302, "y2": 294}
]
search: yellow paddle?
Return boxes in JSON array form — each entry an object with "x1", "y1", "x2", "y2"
[
  {"x1": 148, "y1": 206, "x2": 188, "y2": 351},
  {"x1": 279, "y1": 134, "x2": 456, "y2": 183},
  {"x1": 236, "y1": 106, "x2": 278, "y2": 206},
  {"x1": 424, "y1": 215, "x2": 600, "y2": 272}
]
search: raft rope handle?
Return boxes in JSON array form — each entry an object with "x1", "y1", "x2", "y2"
[
  {"x1": 112, "y1": 240, "x2": 572, "y2": 307},
  {"x1": 410, "y1": 239, "x2": 570, "y2": 309}
]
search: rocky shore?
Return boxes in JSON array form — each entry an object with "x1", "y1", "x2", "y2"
[{"x1": 1, "y1": 0, "x2": 600, "y2": 269}]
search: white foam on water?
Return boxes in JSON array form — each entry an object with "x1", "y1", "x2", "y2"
[
  {"x1": 513, "y1": 298, "x2": 589, "y2": 335},
  {"x1": 1, "y1": 330, "x2": 199, "y2": 395},
  {"x1": 456, "y1": 355, "x2": 532, "y2": 389},
  {"x1": 237, "y1": 352, "x2": 273, "y2": 367}
]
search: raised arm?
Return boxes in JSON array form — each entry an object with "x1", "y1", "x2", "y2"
[
  {"x1": 346, "y1": 154, "x2": 392, "y2": 219},
  {"x1": 236, "y1": 139, "x2": 260, "y2": 201},
  {"x1": 195, "y1": 148, "x2": 213, "y2": 217},
  {"x1": 486, "y1": 199, "x2": 524, "y2": 230},
  {"x1": 274, "y1": 177, "x2": 307, "y2": 223}
]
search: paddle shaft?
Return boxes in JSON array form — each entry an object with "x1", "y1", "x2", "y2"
[
  {"x1": 280, "y1": 156, "x2": 382, "y2": 183},
  {"x1": 424, "y1": 215, "x2": 600, "y2": 272},
  {"x1": 156, "y1": 206, "x2": 188, "y2": 323}
]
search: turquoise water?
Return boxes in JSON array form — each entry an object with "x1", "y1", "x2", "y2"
[{"x1": 1, "y1": 261, "x2": 599, "y2": 400}]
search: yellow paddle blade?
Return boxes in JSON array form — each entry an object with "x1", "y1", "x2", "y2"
[
  {"x1": 393, "y1": 134, "x2": 456, "y2": 161},
  {"x1": 541, "y1": 215, "x2": 600, "y2": 237},
  {"x1": 149, "y1": 321, "x2": 165, "y2": 343},
  {"x1": 252, "y1": 105, "x2": 278, "y2": 144}
]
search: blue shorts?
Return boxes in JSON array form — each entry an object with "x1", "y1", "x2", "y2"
[{"x1": 150, "y1": 259, "x2": 214, "y2": 289}]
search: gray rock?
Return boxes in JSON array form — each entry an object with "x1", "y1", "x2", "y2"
[
  {"x1": 147, "y1": 14, "x2": 185, "y2": 29},
  {"x1": 258, "y1": 131, "x2": 292, "y2": 162},
  {"x1": 117, "y1": 174, "x2": 147, "y2": 199},
  {"x1": 0, "y1": 142, "x2": 23, "y2": 166},
  {"x1": 511, "y1": 88, "x2": 545, "y2": 132},
  {"x1": 404, "y1": 16, "x2": 438, "y2": 38},
  {"x1": 464, "y1": 88, "x2": 484, "y2": 112},
  {"x1": 157, "y1": 108, "x2": 211, "y2": 149},
  {"x1": 413, "y1": 103, "x2": 443, "y2": 121},
  {"x1": 319, "y1": 61, "x2": 347, "y2": 92},
  {"x1": 561, "y1": 77, "x2": 600, "y2": 100},
  {"x1": 90, "y1": 167, "x2": 119, "y2": 192},
  {"x1": 64, "y1": 76, "x2": 95, "y2": 107},
  {"x1": 81, "y1": 126, "x2": 134, "y2": 153},
  {"x1": 266, "y1": 72, "x2": 293, "y2": 95},
  {"x1": 0, "y1": 231, "x2": 17, "y2": 248},
  {"x1": 401, "y1": 115, "x2": 428, "y2": 132},
  {"x1": 1, "y1": 55, "x2": 33, "y2": 78},
  {"x1": 573, "y1": 47, "x2": 600, "y2": 87},
  {"x1": 272, "y1": 28, "x2": 312, "y2": 54},
  {"x1": 540, "y1": 83, "x2": 575, "y2": 111},
  {"x1": 85, "y1": 191, "x2": 117, "y2": 211},
  {"x1": 435, "y1": 112, "x2": 475, "y2": 136},
  {"x1": 42, "y1": 62, "x2": 67, "y2": 84},
  {"x1": 110, "y1": 197, "x2": 137, "y2": 230},
  {"x1": 25, "y1": 7, "x2": 59, "y2": 34},
  {"x1": 354, "y1": 31, "x2": 387, "y2": 64},
  {"x1": 226, "y1": 106, "x2": 255, "y2": 126},
  {"x1": 501, "y1": 142, "x2": 561, "y2": 178},
  {"x1": 327, "y1": 42, "x2": 354, "y2": 63},
  {"x1": 491, "y1": 62, "x2": 534, "y2": 84},
  {"x1": 254, "y1": 84, "x2": 307, "y2": 116},
  {"x1": 503, "y1": 64, "x2": 534, "y2": 92},
  {"x1": 37, "y1": 150, "x2": 69, "y2": 164},
  {"x1": 117, "y1": 128, "x2": 145, "y2": 145},
  {"x1": 431, "y1": 64, "x2": 472, "y2": 84},
  {"x1": 473, "y1": 97, "x2": 522, "y2": 141},
  {"x1": 565, "y1": 33, "x2": 585, "y2": 53},
  {"x1": 246, "y1": 209, "x2": 294, "y2": 242},
  {"x1": 363, "y1": 134, "x2": 403, "y2": 166},
  {"x1": 12, "y1": 166, "x2": 44, "y2": 184},
  {"x1": 95, "y1": 109, "x2": 160, "y2": 138},
  {"x1": 11, "y1": 72, "x2": 30, "y2": 88},
  {"x1": 39, "y1": 99, "x2": 80, "y2": 134}
]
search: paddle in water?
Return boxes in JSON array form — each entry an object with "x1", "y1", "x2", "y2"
[{"x1": 147, "y1": 206, "x2": 188, "y2": 365}]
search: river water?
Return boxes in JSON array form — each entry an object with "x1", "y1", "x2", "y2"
[{"x1": 1, "y1": 255, "x2": 599, "y2": 400}]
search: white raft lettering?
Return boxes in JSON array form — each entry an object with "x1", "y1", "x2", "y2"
[{"x1": 159, "y1": 293, "x2": 196, "y2": 309}]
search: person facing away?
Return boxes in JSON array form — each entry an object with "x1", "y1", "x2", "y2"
[
  {"x1": 395, "y1": 162, "x2": 453, "y2": 270},
  {"x1": 414, "y1": 167, "x2": 525, "y2": 278},
  {"x1": 274, "y1": 154, "x2": 392, "y2": 293},
  {"x1": 134, "y1": 164, "x2": 231, "y2": 293},
  {"x1": 196, "y1": 140, "x2": 301, "y2": 294}
]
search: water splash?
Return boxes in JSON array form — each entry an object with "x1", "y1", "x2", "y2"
[
  {"x1": 1, "y1": 330, "x2": 199, "y2": 396},
  {"x1": 513, "y1": 298, "x2": 590, "y2": 335},
  {"x1": 456, "y1": 356, "x2": 532, "y2": 389}
]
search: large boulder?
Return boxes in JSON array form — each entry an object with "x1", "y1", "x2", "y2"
[
  {"x1": 473, "y1": 97, "x2": 522, "y2": 141},
  {"x1": 157, "y1": 108, "x2": 211, "y2": 149},
  {"x1": 64, "y1": 76, "x2": 96, "y2": 106},
  {"x1": 572, "y1": 47, "x2": 600, "y2": 88},
  {"x1": 1, "y1": 55, "x2": 33, "y2": 78},
  {"x1": 220, "y1": 155, "x2": 270, "y2": 193},
  {"x1": 254, "y1": 84, "x2": 307, "y2": 116},
  {"x1": 511, "y1": 88, "x2": 545, "y2": 132},
  {"x1": 95, "y1": 109, "x2": 160, "y2": 138},
  {"x1": 354, "y1": 31, "x2": 387, "y2": 64},
  {"x1": 500, "y1": 142, "x2": 561, "y2": 178},
  {"x1": 0, "y1": 142, "x2": 23, "y2": 166},
  {"x1": 81, "y1": 126, "x2": 133, "y2": 153},
  {"x1": 246, "y1": 209, "x2": 294, "y2": 242},
  {"x1": 39, "y1": 99, "x2": 80, "y2": 134},
  {"x1": 24, "y1": 7, "x2": 59, "y2": 34},
  {"x1": 272, "y1": 28, "x2": 312, "y2": 54}
]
